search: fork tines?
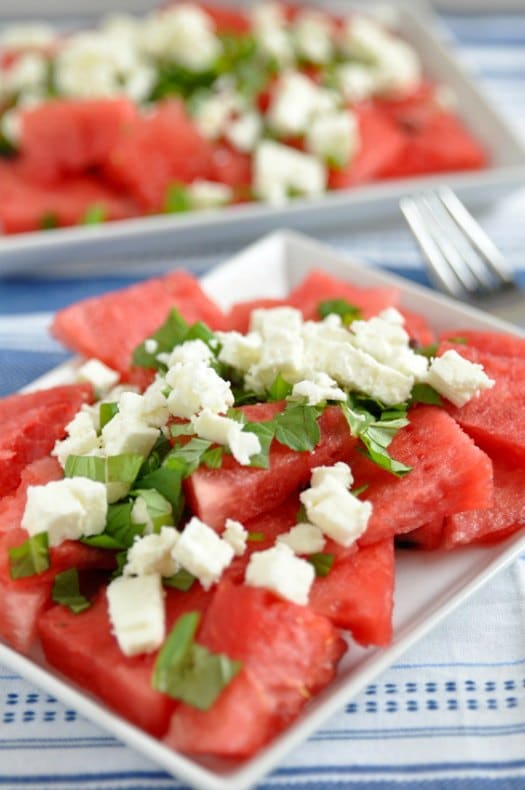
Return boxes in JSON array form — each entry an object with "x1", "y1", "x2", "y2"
[{"x1": 400, "y1": 187, "x2": 516, "y2": 300}]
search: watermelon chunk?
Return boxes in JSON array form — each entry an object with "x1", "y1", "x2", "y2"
[
  {"x1": 308, "y1": 539, "x2": 394, "y2": 645},
  {"x1": 19, "y1": 98, "x2": 137, "y2": 182},
  {"x1": 440, "y1": 330, "x2": 525, "y2": 360},
  {"x1": 286, "y1": 269, "x2": 399, "y2": 321},
  {"x1": 443, "y1": 458, "x2": 525, "y2": 548},
  {"x1": 438, "y1": 343, "x2": 525, "y2": 468},
  {"x1": 396, "y1": 516, "x2": 444, "y2": 551},
  {"x1": 0, "y1": 456, "x2": 62, "y2": 535},
  {"x1": 104, "y1": 100, "x2": 215, "y2": 211},
  {"x1": 398, "y1": 307, "x2": 436, "y2": 347},
  {"x1": 0, "y1": 383, "x2": 93, "y2": 497},
  {"x1": 164, "y1": 580, "x2": 346, "y2": 757},
  {"x1": 51, "y1": 271, "x2": 227, "y2": 376},
  {"x1": 185, "y1": 403, "x2": 357, "y2": 529},
  {"x1": 38, "y1": 583, "x2": 213, "y2": 735},
  {"x1": 353, "y1": 405, "x2": 494, "y2": 546}
]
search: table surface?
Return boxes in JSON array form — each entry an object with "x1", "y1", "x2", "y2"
[{"x1": 1, "y1": 9, "x2": 525, "y2": 790}]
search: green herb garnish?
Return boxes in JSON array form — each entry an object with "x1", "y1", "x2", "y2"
[
  {"x1": 317, "y1": 298, "x2": 362, "y2": 326},
  {"x1": 51, "y1": 568, "x2": 91, "y2": 613},
  {"x1": 8, "y1": 533, "x2": 50, "y2": 579},
  {"x1": 307, "y1": 552, "x2": 335, "y2": 577}
]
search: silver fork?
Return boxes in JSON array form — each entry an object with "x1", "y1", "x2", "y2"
[{"x1": 400, "y1": 187, "x2": 525, "y2": 328}]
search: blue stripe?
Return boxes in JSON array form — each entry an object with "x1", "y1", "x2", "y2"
[
  {"x1": 0, "y1": 349, "x2": 72, "y2": 397},
  {"x1": 274, "y1": 760, "x2": 525, "y2": 776},
  {"x1": 392, "y1": 657, "x2": 525, "y2": 669},
  {"x1": 313, "y1": 723, "x2": 525, "y2": 740}
]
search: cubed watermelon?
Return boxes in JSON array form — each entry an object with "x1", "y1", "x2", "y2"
[
  {"x1": 0, "y1": 456, "x2": 62, "y2": 535},
  {"x1": 440, "y1": 330, "x2": 525, "y2": 360}
]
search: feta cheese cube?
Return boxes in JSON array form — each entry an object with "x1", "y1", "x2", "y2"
[
  {"x1": 172, "y1": 516, "x2": 234, "y2": 589},
  {"x1": 228, "y1": 425, "x2": 261, "y2": 466},
  {"x1": 277, "y1": 523, "x2": 326, "y2": 554},
  {"x1": 140, "y1": 6, "x2": 221, "y2": 71},
  {"x1": 189, "y1": 180, "x2": 233, "y2": 209},
  {"x1": 216, "y1": 331, "x2": 263, "y2": 372},
  {"x1": 426, "y1": 349, "x2": 495, "y2": 407},
  {"x1": 245, "y1": 543, "x2": 315, "y2": 605},
  {"x1": 166, "y1": 339, "x2": 213, "y2": 368},
  {"x1": 310, "y1": 461, "x2": 353, "y2": 490},
  {"x1": 107, "y1": 574, "x2": 165, "y2": 656},
  {"x1": 52, "y1": 410, "x2": 100, "y2": 468},
  {"x1": 101, "y1": 413, "x2": 159, "y2": 457},
  {"x1": 305, "y1": 109, "x2": 360, "y2": 167},
  {"x1": 166, "y1": 361, "x2": 234, "y2": 418},
  {"x1": 192, "y1": 89, "x2": 239, "y2": 139},
  {"x1": 300, "y1": 479, "x2": 371, "y2": 547},
  {"x1": 22, "y1": 477, "x2": 107, "y2": 547},
  {"x1": 225, "y1": 111, "x2": 262, "y2": 153},
  {"x1": 250, "y1": 306, "x2": 303, "y2": 337},
  {"x1": 328, "y1": 343, "x2": 414, "y2": 405},
  {"x1": 191, "y1": 409, "x2": 261, "y2": 466},
  {"x1": 267, "y1": 72, "x2": 338, "y2": 137},
  {"x1": 124, "y1": 526, "x2": 180, "y2": 577},
  {"x1": 292, "y1": 373, "x2": 346, "y2": 405},
  {"x1": 222, "y1": 518, "x2": 248, "y2": 556},
  {"x1": 253, "y1": 140, "x2": 327, "y2": 205},
  {"x1": 292, "y1": 10, "x2": 333, "y2": 64},
  {"x1": 76, "y1": 358, "x2": 120, "y2": 395},
  {"x1": 336, "y1": 62, "x2": 380, "y2": 102},
  {"x1": 0, "y1": 23, "x2": 55, "y2": 50}
]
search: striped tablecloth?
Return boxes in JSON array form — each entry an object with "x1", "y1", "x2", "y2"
[{"x1": 1, "y1": 10, "x2": 525, "y2": 790}]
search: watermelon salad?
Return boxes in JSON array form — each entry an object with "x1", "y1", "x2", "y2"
[
  {"x1": 0, "y1": 3, "x2": 488, "y2": 234},
  {"x1": 1, "y1": 264, "x2": 525, "y2": 761}
]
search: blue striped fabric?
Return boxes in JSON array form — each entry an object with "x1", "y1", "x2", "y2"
[{"x1": 1, "y1": 10, "x2": 525, "y2": 790}]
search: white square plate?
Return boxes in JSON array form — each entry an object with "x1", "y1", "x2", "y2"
[
  {"x1": 1, "y1": 230, "x2": 525, "y2": 790},
  {"x1": 1, "y1": 1, "x2": 525, "y2": 274}
]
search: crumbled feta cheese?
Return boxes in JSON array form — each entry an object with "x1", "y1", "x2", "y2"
[
  {"x1": 251, "y1": 4, "x2": 294, "y2": 67},
  {"x1": 216, "y1": 331, "x2": 263, "y2": 372},
  {"x1": 172, "y1": 516, "x2": 234, "y2": 589},
  {"x1": 54, "y1": 32, "x2": 138, "y2": 98},
  {"x1": 300, "y1": 467, "x2": 372, "y2": 547},
  {"x1": 4, "y1": 51, "x2": 48, "y2": 95},
  {"x1": 374, "y1": 38, "x2": 421, "y2": 95},
  {"x1": 189, "y1": 180, "x2": 234, "y2": 209},
  {"x1": 310, "y1": 461, "x2": 353, "y2": 490},
  {"x1": 76, "y1": 358, "x2": 120, "y2": 395},
  {"x1": 291, "y1": 373, "x2": 346, "y2": 405},
  {"x1": 124, "y1": 526, "x2": 180, "y2": 577},
  {"x1": 292, "y1": 9, "x2": 333, "y2": 64},
  {"x1": 0, "y1": 109, "x2": 22, "y2": 146},
  {"x1": 222, "y1": 518, "x2": 248, "y2": 556},
  {"x1": 350, "y1": 314, "x2": 428, "y2": 380},
  {"x1": 192, "y1": 89, "x2": 241, "y2": 140},
  {"x1": 277, "y1": 523, "x2": 326, "y2": 554},
  {"x1": 245, "y1": 542, "x2": 315, "y2": 605},
  {"x1": 426, "y1": 349, "x2": 495, "y2": 407},
  {"x1": 166, "y1": 339, "x2": 213, "y2": 368},
  {"x1": 225, "y1": 111, "x2": 262, "y2": 153},
  {"x1": 253, "y1": 140, "x2": 327, "y2": 205},
  {"x1": 328, "y1": 343, "x2": 414, "y2": 405},
  {"x1": 267, "y1": 72, "x2": 338, "y2": 138},
  {"x1": 22, "y1": 477, "x2": 107, "y2": 547},
  {"x1": 335, "y1": 62, "x2": 380, "y2": 102},
  {"x1": 140, "y1": 380, "x2": 170, "y2": 428},
  {"x1": 250, "y1": 306, "x2": 303, "y2": 337},
  {"x1": 144, "y1": 338, "x2": 158, "y2": 355},
  {"x1": 166, "y1": 361, "x2": 234, "y2": 418},
  {"x1": 101, "y1": 410, "x2": 159, "y2": 457},
  {"x1": 140, "y1": 5, "x2": 221, "y2": 71},
  {"x1": 52, "y1": 410, "x2": 100, "y2": 469},
  {"x1": 306, "y1": 109, "x2": 360, "y2": 167},
  {"x1": 107, "y1": 574, "x2": 165, "y2": 656},
  {"x1": 191, "y1": 408, "x2": 261, "y2": 465}
]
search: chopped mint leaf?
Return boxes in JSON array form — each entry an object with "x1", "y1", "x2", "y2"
[
  {"x1": 136, "y1": 465, "x2": 185, "y2": 524},
  {"x1": 64, "y1": 454, "x2": 105, "y2": 482},
  {"x1": 169, "y1": 422, "x2": 196, "y2": 438},
  {"x1": 65, "y1": 454, "x2": 144, "y2": 486},
  {"x1": 416, "y1": 342, "x2": 438, "y2": 359},
  {"x1": 201, "y1": 446, "x2": 224, "y2": 469},
  {"x1": 82, "y1": 203, "x2": 106, "y2": 225},
  {"x1": 267, "y1": 373, "x2": 293, "y2": 402},
  {"x1": 165, "y1": 182, "x2": 192, "y2": 213},
  {"x1": 167, "y1": 438, "x2": 213, "y2": 476},
  {"x1": 351, "y1": 483, "x2": 369, "y2": 497},
  {"x1": 410, "y1": 383, "x2": 443, "y2": 406},
  {"x1": 131, "y1": 488, "x2": 174, "y2": 532},
  {"x1": 9, "y1": 533, "x2": 50, "y2": 579},
  {"x1": 243, "y1": 421, "x2": 274, "y2": 469},
  {"x1": 99, "y1": 401, "x2": 119, "y2": 430},
  {"x1": 246, "y1": 531, "x2": 266, "y2": 542},
  {"x1": 226, "y1": 407, "x2": 247, "y2": 425},
  {"x1": 232, "y1": 387, "x2": 261, "y2": 406},
  {"x1": 163, "y1": 568, "x2": 195, "y2": 591},
  {"x1": 137, "y1": 434, "x2": 173, "y2": 477},
  {"x1": 51, "y1": 568, "x2": 91, "y2": 613},
  {"x1": 152, "y1": 612, "x2": 242, "y2": 710},
  {"x1": 447, "y1": 336, "x2": 468, "y2": 345},
  {"x1": 40, "y1": 212, "x2": 58, "y2": 230},
  {"x1": 82, "y1": 501, "x2": 142, "y2": 550},
  {"x1": 307, "y1": 552, "x2": 335, "y2": 577},
  {"x1": 273, "y1": 402, "x2": 321, "y2": 452},
  {"x1": 296, "y1": 503, "x2": 307, "y2": 523},
  {"x1": 132, "y1": 308, "x2": 189, "y2": 371},
  {"x1": 106, "y1": 454, "x2": 145, "y2": 484},
  {"x1": 341, "y1": 402, "x2": 412, "y2": 477},
  {"x1": 317, "y1": 298, "x2": 362, "y2": 326}
]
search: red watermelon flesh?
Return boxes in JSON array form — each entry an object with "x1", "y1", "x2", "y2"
[
  {"x1": 38, "y1": 583, "x2": 212, "y2": 735},
  {"x1": 398, "y1": 306, "x2": 436, "y2": 347},
  {"x1": 19, "y1": 98, "x2": 137, "y2": 182},
  {"x1": 437, "y1": 342, "x2": 525, "y2": 468},
  {"x1": 197, "y1": 3, "x2": 251, "y2": 33},
  {"x1": 0, "y1": 527, "x2": 114, "y2": 654},
  {"x1": 308, "y1": 539, "x2": 394, "y2": 646},
  {"x1": 0, "y1": 383, "x2": 93, "y2": 498},
  {"x1": 443, "y1": 458, "x2": 525, "y2": 549},
  {"x1": 286, "y1": 268, "x2": 400, "y2": 321},
  {"x1": 396, "y1": 516, "x2": 444, "y2": 551},
  {"x1": 0, "y1": 171, "x2": 137, "y2": 234},
  {"x1": 329, "y1": 103, "x2": 405, "y2": 189},
  {"x1": 185, "y1": 403, "x2": 357, "y2": 529},
  {"x1": 210, "y1": 143, "x2": 252, "y2": 191},
  {"x1": 439, "y1": 330, "x2": 525, "y2": 360},
  {"x1": 104, "y1": 100, "x2": 215, "y2": 211},
  {"x1": 164, "y1": 580, "x2": 346, "y2": 757},
  {"x1": 51, "y1": 270, "x2": 227, "y2": 376},
  {"x1": 0, "y1": 456, "x2": 62, "y2": 535},
  {"x1": 353, "y1": 405, "x2": 494, "y2": 546}
]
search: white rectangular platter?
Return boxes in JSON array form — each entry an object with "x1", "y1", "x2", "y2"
[
  {"x1": 0, "y1": 0, "x2": 524, "y2": 274},
  {"x1": 1, "y1": 229, "x2": 525, "y2": 790}
]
